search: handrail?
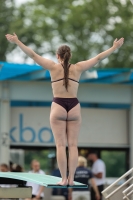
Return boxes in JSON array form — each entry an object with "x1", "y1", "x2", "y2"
[
  {"x1": 102, "y1": 168, "x2": 133, "y2": 200},
  {"x1": 123, "y1": 184, "x2": 133, "y2": 194},
  {"x1": 106, "y1": 177, "x2": 133, "y2": 199},
  {"x1": 123, "y1": 190, "x2": 133, "y2": 199}
]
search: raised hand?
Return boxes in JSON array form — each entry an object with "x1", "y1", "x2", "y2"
[
  {"x1": 5, "y1": 33, "x2": 18, "y2": 44},
  {"x1": 113, "y1": 38, "x2": 124, "y2": 49}
]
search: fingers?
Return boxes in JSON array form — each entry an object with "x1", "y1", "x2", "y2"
[
  {"x1": 114, "y1": 37, "x2": 124, "y2": 43},
  {"x1": 6, "y1": 35, "x2": 13, "y2": 39},
  {"x1": 5, "y1": 34, "x2": 13, "y2": 37},
  {"x1": 113, "y1": 37, "x2": 124, "y2": 49},
  {"x1": 5, "y1": 33, "x2": 17, "y2": 39},
  {"x1": 5, "y1": 34, "x2": 16, "y2": 41},
  {"x1": 114, "y1": 37, "x2": 124, "y2": 47},
  {"x1": 5, "y1": 35, "x2": 13, "y2": 41},
  {"x1": 118, "y1": 38, "x2": 124, "y2": 45},
  {"x1": 118, "y1": 37, "x2": 124, "y2": 42},
  {"x1": 117, "y1": 37, "x2": 124, "y2": 43},
  {"x1": 5, "y1": 33, "x2": 18, "y2": 44},
  {"x1": 5, "y1": 34, "x2": 16, "y2": 44}
]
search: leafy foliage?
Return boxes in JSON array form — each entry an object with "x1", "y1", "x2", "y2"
[
  {"x1": 101, "y1": 151, "x2": 126, "y2": 177},
  {"x1": 0, "y1": 0, "x2": 15, "y2": 61},
  {"x1": 3, "y1": 0, "x2": 133, "y2": 68}
]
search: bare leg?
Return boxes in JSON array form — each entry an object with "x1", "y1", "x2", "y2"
[
  {"x1": 50, "y1": 102, "x2": 68, "y2": 185},
  {"x1": 67, "y1": 104, "x2": 81, "y2": 185}
]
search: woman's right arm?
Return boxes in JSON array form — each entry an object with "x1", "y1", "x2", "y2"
[
  {"x1": 5, "y1": 33, "x2": 55, "y2": 70},
  {"x1": 76, "y1": 38, "x2": 124, "y2": 72}
]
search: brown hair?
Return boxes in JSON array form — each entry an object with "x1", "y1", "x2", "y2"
[
  {"x1": 57, "y1": 45, "x2": 72, "y2": 90},
  {"x1": 0, "y1": 163, "x2": 8, "y2": 169},
  {"x1": 11, "y1": 163, "x2": 23, "y2": 172}
]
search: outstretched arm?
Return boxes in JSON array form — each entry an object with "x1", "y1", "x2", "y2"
[
  {"x1": 76, "y1": 38, "x2": 124, "y2": 72},
  {"x1": 5, "y1": 33, "x2": 55, "y2": 70}
]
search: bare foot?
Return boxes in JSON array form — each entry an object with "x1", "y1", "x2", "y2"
[
  {"x1": 68, "y1": 177, "x2": 74, "y2": 186},
  {"x1": 68, "y1": 181, "x2": 74, "y2": 186},
  {"x1": 57, "y1": 179, "x2": 68, "y2": 186}
]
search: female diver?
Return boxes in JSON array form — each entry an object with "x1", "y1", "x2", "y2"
[{"x1": 5, "y1": 33, "x2": 124, "y2": 185}]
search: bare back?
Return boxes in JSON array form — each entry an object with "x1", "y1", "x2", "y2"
[{"x1": 50, "y1": 63, "x2": 81, "y2": 98}]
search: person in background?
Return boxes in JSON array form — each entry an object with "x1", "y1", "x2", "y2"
[
  {"x1": 88, "y1": 152, "x2": 106, "y2": 200},
  {"x1": 11, "y1": 163, "x2": 23, "y2": 172},
  {"x1": 69, "y1": 156, "x2": 100, "y2": 200},
  {"x1": 9, "y1": 161, "x2": 13, "y2": 172},
  {"x1": 26, "y1": 160, "x2": 45, "y2": 200},
  {"x1": 0, "y1": 164, "x2": 9, "y2": 172},
  {"x1": 0, "y1": 163, "x2": 11, "y2": 189}
]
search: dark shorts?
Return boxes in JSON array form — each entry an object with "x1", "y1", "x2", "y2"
[
  {"x1": 32, "y1": 195, "x2": 43, "y2": 199},
  {"x1": 91, "y1": 185, "x2": 104, "y2": 200}
]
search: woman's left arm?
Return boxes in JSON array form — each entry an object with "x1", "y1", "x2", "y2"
[{"x1": 5, "y1": 33, "x2": 55, "y2": 70}]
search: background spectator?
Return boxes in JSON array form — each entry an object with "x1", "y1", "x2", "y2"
[
  {"x1": 0, "y1": 164, "x2": 9, "y2": 172},
  {"x1": 26, "y1": 159, "x2": 45, "y2": 200},
  {"x1": 11, "y1": 163, "x2": 23, "y2": 172},
  {"x1": 88, "y1": 151, "x2": 106, "y2": 200},
  {"x1": 69, "y1": 156, "x2": 100, "y2": 200},
  {"x1": 0, "y1": 163, "x2": 11, "y2": 189}
]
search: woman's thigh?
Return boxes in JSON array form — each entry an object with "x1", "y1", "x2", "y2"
[
  {"x1": 50, "y1": 102, "x2": 67, "y2": 145},
  {"x1": 67, "y1": 103, "x2": 81, "y2": 146}
]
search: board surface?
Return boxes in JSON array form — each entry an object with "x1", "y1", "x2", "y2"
[{"x1": 0, "y1": 172, "x2": 88, "y2": 188}]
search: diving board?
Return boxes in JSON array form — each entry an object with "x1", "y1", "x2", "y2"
[{"x1": 0, "y1": 172, "x2": 88, "y2": 188}]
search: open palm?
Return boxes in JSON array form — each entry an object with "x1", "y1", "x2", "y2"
[
  {"x1": 5, "y1": 33, "x2": 18, "y2": 44},
  {"x1": 113, "y1": 38, "x2": 124, "y2": 49}
]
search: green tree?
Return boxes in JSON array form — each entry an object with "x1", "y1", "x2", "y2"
[
  {"x1": 7, "y1": 0, "x2": 133, "y2": 68},
  {"x1": 101, "y1": 151, "x2": 126, "y2": 177},
  {"x1": 0, "y1": 0, "x2": 15, "y2": 61}
]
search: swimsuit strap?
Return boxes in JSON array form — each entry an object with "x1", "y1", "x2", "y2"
[
  {"x1": 51, "y1": 77, "x2": 79, "y2": 83},
  {"x1": 68, "y1": 77, "x2": 79, "y2": 83},
  {"x1": 51, "y1": 63, "x2": 79, "y2": 83},
  {"x1": 51, "y1": 78, "x2": 64, "y2": 83}
]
